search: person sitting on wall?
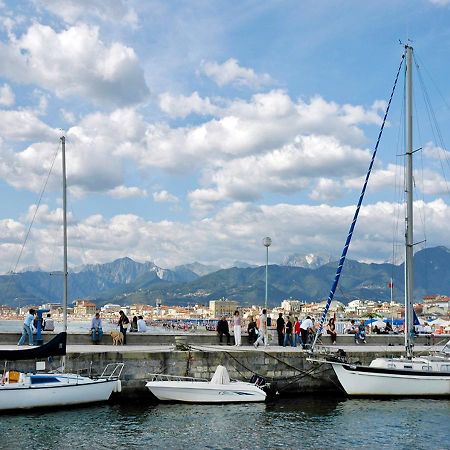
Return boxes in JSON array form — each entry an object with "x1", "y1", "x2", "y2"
[
  {"x1": 216, "y1": 316, "x2": 231, "y2": 345},
  {"x1": 90, "y1": 312, "x2": 103, "y2": 344},
  {"x1": 137, "y1": 316, "x2": 147, "y2": 332},
  {"x1": 43, "y1": 313, "x2": 55, "y2": 331}
]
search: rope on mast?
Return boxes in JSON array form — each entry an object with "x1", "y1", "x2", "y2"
[{"x1": 310, "y1": 52, "x2": 406, "y2": 353}]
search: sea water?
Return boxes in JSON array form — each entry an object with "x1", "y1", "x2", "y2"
[
  {"x1": 0, "y1": 397, "x2": 448, "y2": 449},
  {"x1": 0, "y1": 320, "x2": 171, "y2": 334}
]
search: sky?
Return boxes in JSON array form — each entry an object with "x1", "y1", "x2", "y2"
[{"x1": 2, "y1": 0, "x2": 450, "y2": 273}]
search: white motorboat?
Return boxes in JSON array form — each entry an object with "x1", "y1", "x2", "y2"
[
  {"x1": 146, "y1": 365, "x2": 267, "y2": 403},
  {"x1": 0, "y1": 136, "x2": 124, "y2": 410},
  {"x1": 310, "y1": 44, "x2": 450, "y2": 397},
  {"x1": 0, "y1": 363, "x2": 123, "y2": 411}
]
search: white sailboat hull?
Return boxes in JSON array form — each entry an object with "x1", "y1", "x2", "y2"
[
  {"x1": 0, "y1": 374, "x2": 119, "y2": 411},
  {"x1": 146, "y1": 380, "x2": 266, "y2": 403},
  {"x1": 330, "y1": 362, "x2": 450, "y2": 397}
]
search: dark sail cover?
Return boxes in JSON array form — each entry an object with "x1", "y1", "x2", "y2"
[{"x1": 0, "y1": 332, "x2": 67, "y2": 361}]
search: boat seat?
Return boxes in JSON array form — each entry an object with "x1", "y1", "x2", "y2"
[{"x1": 210, "y1": 365, "x2": 230, "y2": 384}]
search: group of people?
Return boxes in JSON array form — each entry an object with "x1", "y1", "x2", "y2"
[
  {"x1": 18, "y1": 309, "x2": 55, "y2": 346},
  {"x1": 344, "y1": 319, "x2": 367, "y2": 343},
  {"x1": 276, "y1": 314, "x2": 316, "y2": 349},
  {"x1": 216, "y1": 309, "x2": 269, "y2": 347},
  {"x1": 90, "y1": 311, "x2": 148, "y2": 344}
]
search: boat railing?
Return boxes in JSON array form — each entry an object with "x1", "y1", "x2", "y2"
[
  {"x1": 147, "y1": 373, "x2": 209, "y2": 382},
  {"x1": 98, "y1": 363, "x2": 125, "y2": 380}
]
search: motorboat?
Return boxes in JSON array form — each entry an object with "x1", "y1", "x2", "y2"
[{"x1": 145, "y1": 365, "x2": 267, "y2": 403}]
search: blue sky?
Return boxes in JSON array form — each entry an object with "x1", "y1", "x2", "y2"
[{"x1": 1, "y1": 0, "x2": 450, "y2": 273}]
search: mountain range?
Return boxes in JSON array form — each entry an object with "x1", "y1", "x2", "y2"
[{"x1": 1, "y1": 246, "x2": 450, "y2": 308}]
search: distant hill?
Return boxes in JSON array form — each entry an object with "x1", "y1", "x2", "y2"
[{"x1": 2, "y1": 247, "x2": 450, "y2": 307}]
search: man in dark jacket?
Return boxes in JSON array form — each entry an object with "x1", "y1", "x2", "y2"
[
  {"x1": 217, "y1": 316, "x2": 231, "y2": 344},
  {"x1": 276, "y1": 313, "x2": 285, "y2": 346}
]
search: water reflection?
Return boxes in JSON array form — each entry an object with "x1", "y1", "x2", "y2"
[{"x1": 0, "y1": 398, "x2": 449, "y2": 449}]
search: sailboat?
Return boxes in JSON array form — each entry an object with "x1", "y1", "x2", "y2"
[
  {"x1": 0, "y1": 136, "x2": 124, "y2": 411},
  {"x1": 310, "y1": 44, "x2": 450, "y2": 397}
]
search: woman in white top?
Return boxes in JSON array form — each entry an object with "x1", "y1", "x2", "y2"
[{"x1": 233, "y1": 310, "x2": 241, "y2": 346}]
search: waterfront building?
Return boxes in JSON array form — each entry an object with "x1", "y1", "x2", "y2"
[
  {"x1": 209, "y1": 299, "x2": 238, "y2": 318},
  {"x1": 73, "y1": 300, "x2": 97, "y2": 317},
  {"x1": 281, "y1": 299, "x2": 305, "y2": 313}
]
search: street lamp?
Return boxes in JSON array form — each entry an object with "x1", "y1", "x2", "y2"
[{"x1": 262, "y1": 237, "x2": 272, "y2": 310}]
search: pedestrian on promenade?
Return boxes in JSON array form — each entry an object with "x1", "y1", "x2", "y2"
[
  {"x1": 283, "y1": 316, "x2": 294, "y2": 347},
  {"x1": 90, "y1": 312, "x2": 103, "y2": 344},
  {"x1": 130, "y1": 316, "x2": 138, "y2": 332},
  {"x1": 217, "y1": 316, "x2": 231, "y2": 345},
  {"x1": 247, "y1": 316, "x2": 258, "y2": 344},
  {"x1": 254, "y1": 309, "x2": 268, "y2": 348},
  {"x1": 233, "y1": 310, "x2": 242, "y2": 346},
  {"x1": 118, "y1": 310, "x2": 130, "y2": 345},
  {"x1": 300, "y1": 316, "x2": 313, "y2": 350},
  {"x1": 326, "y1": 317, "x2": 337, "y2": 344},
  {"x1": 345, "y1": 319, "x2": 357, "y2": 335},
  {"x1": 137, "y1": 316, "x2": 147, "y2": 332},
  {"x1": 276, "y1": 313, "x2": 285, "y2": 346},
  {"x1": 18, "y1": 308, "x2": 35, "y2": 346},
  {"x1": 43, "y1": 313, "x2": 55, "y2": 331},
  {"x1": 355, "y1": 320, "x2": 367, "y2": 344},
  {"x1": 293, "y1": 316, "x2": 302, "y2": 347}
]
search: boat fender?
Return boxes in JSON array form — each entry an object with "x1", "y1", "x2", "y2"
[{"x1": 113, "y1": 380, "x2": 122, "y2": 393}]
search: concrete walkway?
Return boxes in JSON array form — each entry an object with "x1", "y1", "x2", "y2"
[{"x1": 0, "y1": 343, "x2": 446, "y2": 353}]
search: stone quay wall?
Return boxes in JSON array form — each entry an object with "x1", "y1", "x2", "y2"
[{"x1": 3, "y1": 330, "x2": 448, "y2": 400}]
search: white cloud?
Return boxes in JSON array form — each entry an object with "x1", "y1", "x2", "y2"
[
  {"x1": 159, "y1": 92, "x2": 219, "y2": 118},
  {"x1": 188, "y1": 135, "x2": 371, "y2": 208},
  {"x1": 201, "y1": 58, "x2": 273, "y2": 88},
  {"x1": 153, "y1": 190, "x2": 179, "y2": 203},
  {"x1": 0, "y1": 109, "x2": 58, "y2": 141},
  {"x1": 3, "y1": 198, "x2": 449, "y2": 273},
  {"x1": 108, "y1": 185, "x2": 148, "y2": 199},
  {"x1": 118, "y1": 90, "x2": 383, "y2": 175},
  {"x1": 0, "y1": 23, "x2": 149, "y2": 106},
  {"x1": 429, "y1": 0, "x2": 450, "y2": 5},
  {"x1": 0, "y1": 83, "x2": 14, "y2": 106},
  {"x1": 36, "y1": 0, "x2": 138, "y2": 27}
]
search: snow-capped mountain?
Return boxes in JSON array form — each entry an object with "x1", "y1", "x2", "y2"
[{"x1": 282, "y1": 253, "x2": 334, "y2": 269}]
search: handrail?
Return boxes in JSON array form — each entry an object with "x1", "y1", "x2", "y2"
[
  {"x1": 99, "y1": 362, "x2": 125, "y2": 380},
  {"x1": 147, "y1": 373, "x2": 209, "y2": 382}
]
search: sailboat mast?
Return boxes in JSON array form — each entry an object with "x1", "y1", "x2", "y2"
[
  {"x1": 61, "y1": 136, "x2": 68, "y2": 334},
  {"x1": 405, "y1": 44, "x2": 414, "y2": 358}
]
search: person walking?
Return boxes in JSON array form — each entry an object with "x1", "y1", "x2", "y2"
[
  {"x1": 217, "y1": 316, "x2": 231, "y2": 344},
  {"x1": 18, "y1": 308, "x2": 35, "y2": 346},
  {"x1": 233, "y1": 310, "x2": 242, "y2": 346},
  {"x1": 118, "y1": 310, "x2": 130, "y2": 345},
  {"x1": 276, "y1": 313, "x2": 285, "y2": 346},
  {"x1": 283, "y1": 316, "x2": 294, "y2": 347},
  {"x1": 293, "y1": 316, "x2": 302, "y2": 347},
  {"x1": 300, "y1": 316, "x2": 313, "y2": 350},
  {"x1": 254, "y1": 309, "x2": 268, "y2": 348}
]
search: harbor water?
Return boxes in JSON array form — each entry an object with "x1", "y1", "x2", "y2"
[{"x1": 0, "y1": 397, "x2": 448, "y2": 449}]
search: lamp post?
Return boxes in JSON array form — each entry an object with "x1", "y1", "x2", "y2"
[{"x1": 262, "y1": 237, "x2": 272, "y2": 310}]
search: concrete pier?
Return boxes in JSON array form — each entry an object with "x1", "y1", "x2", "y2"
[{"x1": 1, "y1": 332, "x2": 449, "y2": 400}]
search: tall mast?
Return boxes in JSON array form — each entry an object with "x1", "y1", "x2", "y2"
[
  {"x1": 404, "y1": 44, "x2": 414, "y2": 358},
  {"x1": 61, "y1": 136, "x2": 68, "y2": 334}
]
